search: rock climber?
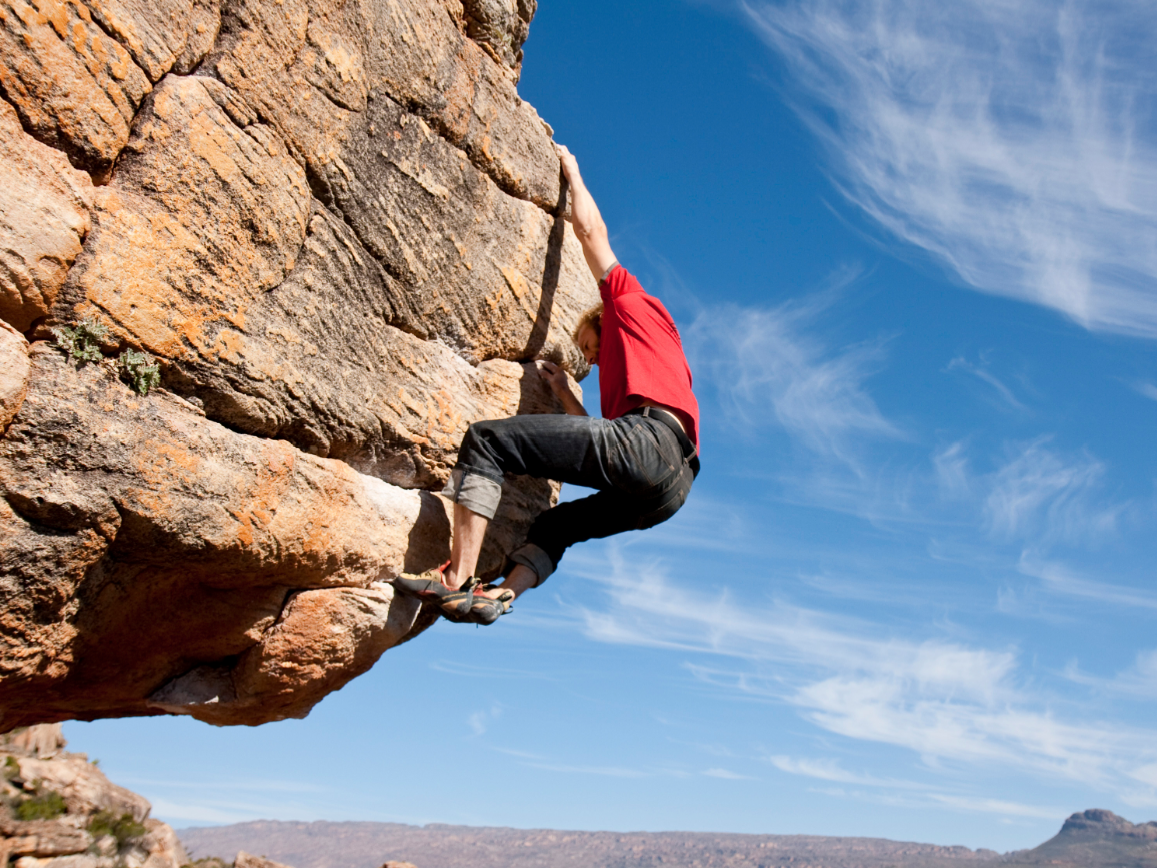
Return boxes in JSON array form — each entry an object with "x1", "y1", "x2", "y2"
[{"x1": 393, "y1": 144, "x2": 700, "y2": 624}]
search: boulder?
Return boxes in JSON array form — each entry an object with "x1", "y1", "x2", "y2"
[
  {"x1": 0, "y1": 0, "x2": 597, "y2": 730},
  {"x1": 0, "y1": 725, "x2": 187, "y2": 868}
]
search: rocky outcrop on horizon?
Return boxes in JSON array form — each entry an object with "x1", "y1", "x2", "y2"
[
  {"x1": 0, "y1": 724, "x2": 188, "y2": 867},
  {"x1": 0, "y1": 0, "x2": 598, "y2": 730},
  {"x1": 1001, "y1": 809, "x2": 1157, "y2": 867}
]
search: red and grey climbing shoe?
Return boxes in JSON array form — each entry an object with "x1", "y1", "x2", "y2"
[
  {"x1": 467, "y1": 585, "x2": 515, "y2": 626},
  {"x1": 391, "y1": 563, "x2": 477, "y2": 622}
]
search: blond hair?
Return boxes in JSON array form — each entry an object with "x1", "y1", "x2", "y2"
[{"x1": 572, "y1": 303, "x2": 604, "y2": 344}]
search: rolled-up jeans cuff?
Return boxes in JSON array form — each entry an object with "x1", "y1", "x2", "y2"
[
  {"x1": 441, "y1": 466, "x2": 503, "y2": 520},
  {"x1": 508, "y1": 542, "x2": 555, "y2": 587}
]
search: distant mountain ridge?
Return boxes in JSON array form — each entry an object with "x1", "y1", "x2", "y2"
[
  {"x1": 178, "y1": 810, "x2": 1157, "y2": 868},
  {"x1": 179, "y1": 819, "x2": 999, "y2": 868}
]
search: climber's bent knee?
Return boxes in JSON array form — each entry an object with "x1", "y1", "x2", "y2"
[
  {"x1": 507, "y1": 542, "x2": 555, "y2": 587},
  {"x1": 441, "y1": 466, "x2": 503, "y2": 520}
]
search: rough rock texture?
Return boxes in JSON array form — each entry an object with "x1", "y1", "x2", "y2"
[
  {"x1": 0, "y1": 322, "x2": 29, "y2": 432},
  {"x1": 0, "y1": 98, "x2": 93, "y2": 332},
  {"x1": 0, "y1": 0, "x2": 152, "y2": 178},
  {"x1": 0, "y1": 724, "x2": 188, "y2": 868},
  {"x1": 0, "y1": 0, "x2": 597, "y2": 730}
]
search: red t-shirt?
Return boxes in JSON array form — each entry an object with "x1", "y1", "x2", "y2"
[{"x1": 598, "y1": 265, "x2": 700, "y2": 448}]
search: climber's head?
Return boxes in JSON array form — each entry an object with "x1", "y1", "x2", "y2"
[{"x1": 573, "y1": 303, "x2": 603, "y2": 366}]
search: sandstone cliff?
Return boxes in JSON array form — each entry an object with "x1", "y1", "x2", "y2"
[
  {"x1": 0, "y1": 0, "x2": 598, "y2": 729},
  {"x1": 0, "y1": 724, "x2": 189, "y2": 867}
]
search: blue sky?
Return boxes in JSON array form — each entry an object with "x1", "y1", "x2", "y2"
[{"x1": 68, "y1": 0, "x2": 1157, "y2": 854}]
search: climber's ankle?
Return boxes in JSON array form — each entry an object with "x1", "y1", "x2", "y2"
[{"x1": 442, "y1": 565, "x2": 463, "y2": 590}]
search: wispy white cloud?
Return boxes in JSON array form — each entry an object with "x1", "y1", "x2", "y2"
[
  {"x1": 430, "y1": 660, "x2": 558, "y2": 681},
  {"x1": 467, "y1": 702, "x2": 503, "y2": 737},
  {"x1": 687, "y1": 277, "x2": 900, "y2": 467},
  {"x1": 933, "y1": 441, "x2": 972, "y2": 499},
  {"x1": 809, "y1": 785, "x2": 1065, "y2": 820},
  {"x1": 1129, "y1": 761, "x2": 1157, "y2": 787},
  {"x1": 1132, "y1": 381, "x2": 1157, "y2": 401},
  {"x1": 769, "y1": 755, "x2": 1062, "y2": 819},
  {"x1": 946, "y1": 356, "x2": 1026, "y2": 411},
  {"x1": 744, "y1": 0, "x2": 1157, "y2": 336},
  {"x1": 1116, "y1": 651, "x2": 1157, "y2": 698},
  {"x1": 917, "y1": 793, "x2": 1064, "y2": 821},
  {"x1": 983, "y1": 439, "x2": 1123, "y2": 545},
  {"x1": 566, "y1": 547, "x2": 1157, "y2": 800},
  {"x1": 703, "y1": 767, "x2": 758, "y2": 780},
  {"x1": 1020, "y1": 555, "x2": 1157, "y2": 611},
  {"x1": 1064, "y1": 648, "x2": 1157, "y2": 699},
  {"x1": 767, "y1": 754, "x2": 918, "y2": 788},
  {"x1": 517, "y1": 762, "x2": 651, "y2": 778}
]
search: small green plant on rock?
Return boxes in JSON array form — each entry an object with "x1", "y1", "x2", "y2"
[
  {"x1": 88, "y1": 809, "x2": 147, "y2": 846},
  {"x1": 53, "y1": 318, "x2": 108, "y2": 365},
  {"x1": 117, "y1": 348, "x2": 161, "y2": 396},
  {"x1": 15, "y1": 785, "x2": 66, "y2": 820},
  {"x1": 3, "y1": 756, "x2": 20, "y2": 781}
]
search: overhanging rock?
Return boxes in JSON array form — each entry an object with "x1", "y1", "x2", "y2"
[{"x1": 0, "y1": 0, "x2": 597, "y2": 730}]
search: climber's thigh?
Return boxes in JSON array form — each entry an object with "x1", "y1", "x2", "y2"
[{"x1": 460, "y1": 415, "x2": 616, "y2": 489}]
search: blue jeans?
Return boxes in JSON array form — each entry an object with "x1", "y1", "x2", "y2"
[{"x1": 441, "y1": 413, "x2": 697, "y2": 583}]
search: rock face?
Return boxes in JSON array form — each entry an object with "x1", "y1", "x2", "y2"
[
  {"x1": 0, "y1": 0, "x2": 597, "y2": 730},
  {"x1": 0, "y1": 724, "x2": 189, "y2": 868}
]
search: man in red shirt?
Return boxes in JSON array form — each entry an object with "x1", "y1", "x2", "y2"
[{"x1": 395, "y1": 146, "x2": 700, "y2": 624}]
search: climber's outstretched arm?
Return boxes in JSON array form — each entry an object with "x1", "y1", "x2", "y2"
[{"x1": 556, "y1": 144, "x2": 618, "y2": 281}]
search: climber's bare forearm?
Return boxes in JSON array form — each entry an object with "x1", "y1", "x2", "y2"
[
  {"x1": 558, "y1": 391, "x2": 588, "y2": 417},
  {"x1": 556, "y1": 145, "x2": 617, "y2": 280}
]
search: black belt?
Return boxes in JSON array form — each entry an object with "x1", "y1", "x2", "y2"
[{"x1": 625, "y1": 406, "x2": 700, "y2": 478}]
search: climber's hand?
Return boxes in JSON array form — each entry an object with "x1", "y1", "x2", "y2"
[
  {"x1": 556, "y1": 144, "x2": 580, "y2": 181},
  {"x1": 537, "y1": 360, "x2": 587, "y2": 416},
  {"x1": 538, "y1": 359, "x2": 569, "y2": 394}
]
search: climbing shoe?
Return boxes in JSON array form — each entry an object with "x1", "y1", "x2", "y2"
[
  {"x1": 467, "y1": 586, "x2": 515, "y2": 625},
  {"x1": 391, "y1": 563, "x2": 477, "y2": 622}
]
